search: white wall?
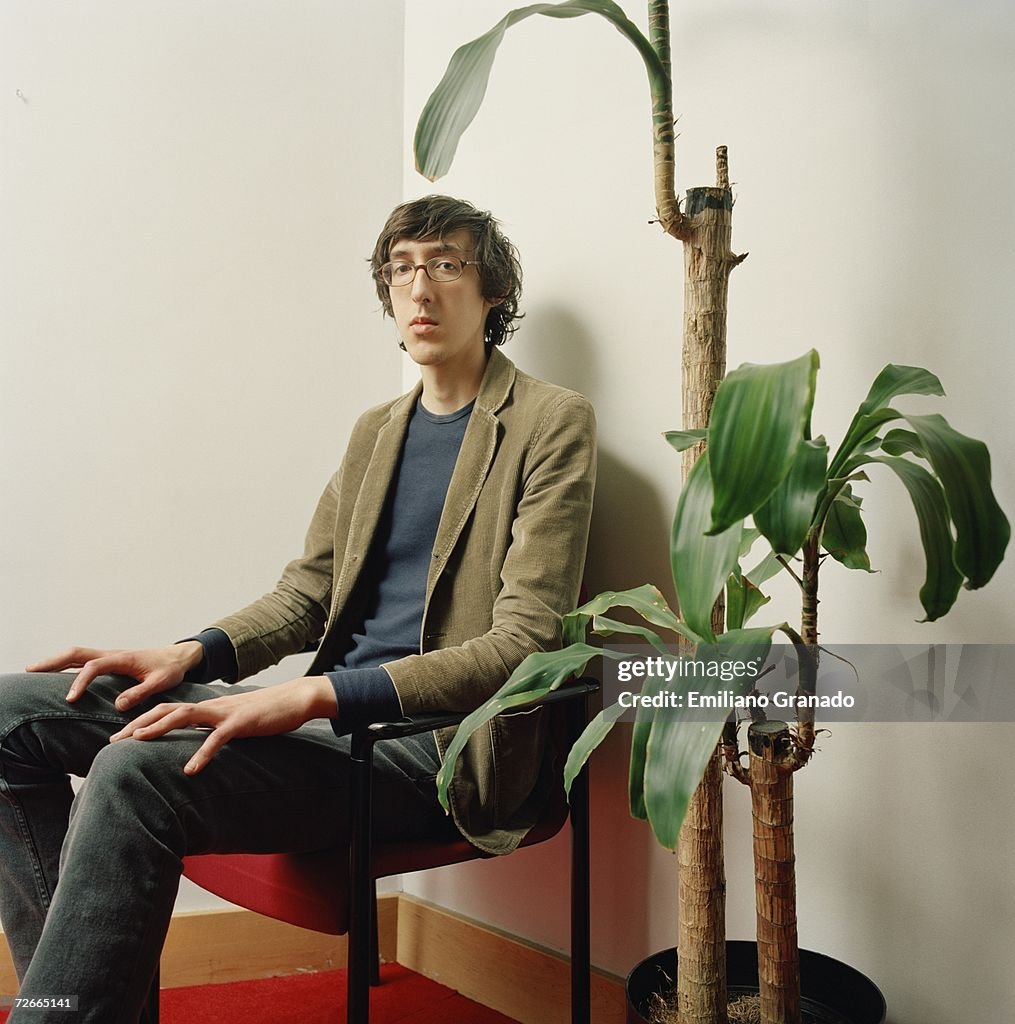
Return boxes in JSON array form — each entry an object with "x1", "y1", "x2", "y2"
[
  {"x1": 401, "y1": 3, "x2": 1015, "y2": 1022},
  {"x1": 1, "y1": 0, "x2": 405, "y2": 911},
  {"x1": 3, "y1": 4, "x2": 1013, "y2": 1019}
]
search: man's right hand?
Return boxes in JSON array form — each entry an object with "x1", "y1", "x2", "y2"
[{"x1": 26, "y1": 642, "x2": 205, "y2": 711}]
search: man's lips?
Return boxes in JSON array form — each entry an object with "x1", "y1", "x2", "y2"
[{"x1": 409, "y1": 316, "x2": 439, "y2": 336}]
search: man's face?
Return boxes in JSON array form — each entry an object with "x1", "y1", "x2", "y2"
[{"x1": 387, "y1": 229, "x2": 493, "y2": 370}]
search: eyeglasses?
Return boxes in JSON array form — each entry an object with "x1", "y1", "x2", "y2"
[{"x1": 379, "y1": 255, "x2": 481, "y2": 287}]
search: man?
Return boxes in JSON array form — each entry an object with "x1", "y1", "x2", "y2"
[{"x1": 0, "y1": 195, "x2": 596, "y2": 1023}]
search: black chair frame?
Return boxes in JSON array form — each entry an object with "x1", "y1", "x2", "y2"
[{"x1": 346, "y1": 677, "x2": 598, "y2": 1024}]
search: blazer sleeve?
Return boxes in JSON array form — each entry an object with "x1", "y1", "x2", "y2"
[{"x1": 384, "y1": 392, "x2": 596, "y2": 715}]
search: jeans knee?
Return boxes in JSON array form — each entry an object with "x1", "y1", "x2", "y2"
[
  {"x1": 0, "y1": 673, "x2": 65, "y2": 736},
  {"x1": 86, "y1": 735, "x2": 195, "y2": 800}
]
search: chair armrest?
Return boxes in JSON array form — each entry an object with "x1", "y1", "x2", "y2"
[{"x1": 352, "y1": 677, "x2": 600, "y2": 747}]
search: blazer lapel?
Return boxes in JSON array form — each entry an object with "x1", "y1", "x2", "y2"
[
  {"x1": 333, "y1": 384, "x2": 420, "y2": 608},
  {"x1": 426, "y1": 350, "x2": 516, "y2": 599}
]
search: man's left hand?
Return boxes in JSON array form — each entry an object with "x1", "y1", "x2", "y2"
[{"x1": 109, "y1": 676, "x2": 338, "y2": 775}]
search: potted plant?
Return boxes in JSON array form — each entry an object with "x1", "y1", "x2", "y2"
[
  {"x1": 436, "y1": 349, "x2": 1009, "y2": 1023},
  {"x1": 413, "y1": 3, "x2": 1011, "y2": 1021},
  {"x1": 415, "y1": 5, "x2": 744, "y2": 1013}
]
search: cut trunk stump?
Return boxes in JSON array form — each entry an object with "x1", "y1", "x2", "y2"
[{"x1": 675, "y1": 148, "x2": 746, "y2": 1024}]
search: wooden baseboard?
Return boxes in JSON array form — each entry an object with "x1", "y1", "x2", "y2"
[
  {"x1": 1, "y1": 893, "x2": 626, "y2": 1022},
  {"x1": 396, "y1": 894, "x2": 625, "y2": 1024}
]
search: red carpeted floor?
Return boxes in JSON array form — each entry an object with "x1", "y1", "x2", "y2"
[{"x1": 1, "y1": 964, "x2": 518, "y2": 1023}]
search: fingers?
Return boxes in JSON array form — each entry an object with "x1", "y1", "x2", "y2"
[
  {"x1": 109, "y1": 701, "x2": 231, "y2": 775},
  {"x1": 26, "y1": 647, "x2": 110, "y2": 673},
  {"x1": 114, "y1": 669, "x2": 176, "y2": 712},
  {"x1": 183, "y1": 731, "x2": 230, "y2": 776},
  {"x1": 112, "y1": 702, "x2": 213, "y2": 741},
  {"x1": 66, "y1": 656, "x2": 125, "y2": 703}
]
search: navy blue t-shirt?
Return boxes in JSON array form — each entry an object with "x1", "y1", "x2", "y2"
[{"x1": 189, "y1": 396, "x2": 473, "y2": 734}]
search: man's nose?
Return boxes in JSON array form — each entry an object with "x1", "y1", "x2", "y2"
[{"x1": 409, "y1": 265, "x2": 433, "y2": 302}]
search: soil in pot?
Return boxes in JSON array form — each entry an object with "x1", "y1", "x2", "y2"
[{"x1": 627, "y1": 943, "x2": 886, "y2": 1024}]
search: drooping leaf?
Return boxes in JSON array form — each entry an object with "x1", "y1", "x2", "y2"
[
  {"x1": 436, "y1": 642, "x2": 606, "y2": 810},
  {"x1": 643, "y1": 628, "x2": 776, "y2": 847},
  {"x1": 902, "y1": 414, "x2": 1010, "y2": 589},
  {"x1": 664, "y1": 429, "x2": 708, "y2": 453},
  {"x1": 414, "y1": 1, "x2": 667, "y2": 180},
  {"x1": 880, "y1": 428, "x2": 925, "y2": 459},
  {"x1": 726, "y1": 565, "x2": 771, "y2": 630},
  {"x1": 862, "y1": 455, "x2": 964, "y2": 619},
  {"x1": 746, "y1": 548, "x2": 783, "y2": 587},
  {"x1": 627, "y1": 671, "x2": 675, "y2": 819},
  {"x1": 738, "y1": 525, "x2": 762, "y2": 558},
  {"x1": 707, "y1": 351, "x2": 820, "y2": 533},
  {"x1": 671, "y1": 455, "x2": 742, "y2": 643},
  {"x1": 572, "y1": 584, "x2": 683, "y2": 634},
  {"x1": 563, "y1": 701, "x2": 625, "y2": 799},
  {"x1": 821, "y1": 484, "x2": 874, "y2": 572},
  {"x1": 587, "y1": 614, "x2": 672, "y2": 657},
  {"x1": 858, "y1": 364, "x2": 945, "y2": 417},
  {"x1": 829, "y1": 364, "x2": 942, "y2": 480},
  {"x1": 828, "y1": 407, "x2": 904, "y2": 479},
  {"x1": 755, "y1": 437, "x2": 829, "y2": 556}
]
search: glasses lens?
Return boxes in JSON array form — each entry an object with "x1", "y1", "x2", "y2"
[
  {"x1": 382, "y1": 261, "x2": 413, "y2": 286},
  {"x1": 426, "y1": 256, "x2": 463, "y2": 282}
]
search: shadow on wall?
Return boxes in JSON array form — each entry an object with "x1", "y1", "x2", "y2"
[{"x1": 514, "y1": 304, "x2": 676, "y2": 608}]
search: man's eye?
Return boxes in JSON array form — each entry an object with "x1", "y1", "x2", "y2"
[
  {"x1": 391, "y1": 263, "x2": 413, "y2": 275},
  {"x1": 434, "y1": 259, "x2": 459, "y2": 272}
]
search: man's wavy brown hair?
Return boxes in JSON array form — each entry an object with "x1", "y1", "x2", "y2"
[{"x1": 370, "y1": 195, "x2": 523, "y2": 348}]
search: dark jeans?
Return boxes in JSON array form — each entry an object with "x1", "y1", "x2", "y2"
[{"x1": 0, "y1": 672, "x2": 456, "y2": 1024}]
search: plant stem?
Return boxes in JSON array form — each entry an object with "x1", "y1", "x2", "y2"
[
  {"x1": 647, "y1": 0, "x2": 687, "y2": 239},
  {"x1": 792, "y1": 536, "x2": 820, "y2": 767},
  {"x1": 676, "y1": 145, "x2": 746, "y2": 1024},
  {"x1": 677, "y1": 749, "x2": 728, "y2": 1023},
  {"x1": 749, "y1": 721, "x2": 802, "y2": 1024}
]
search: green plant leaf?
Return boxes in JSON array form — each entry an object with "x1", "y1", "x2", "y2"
[
  {"x1": 573, "y1": 584, "x2": 683, "y2": 634},
  {"x1": 587, "y1": 614, "x2": 672, "y2": 657},
  {"x1": 671, "y1": 456, "x2": 743, "y2": 643},
  {"x1": 627, "y1": 670, "x2": 674, "y2": 819},
  {"x1": 726, "y1": 564, "x2": 772, "y2": 630},
  {"x1": 738, "y1": 525, "x2": 761, "y2": 558},
  {"x1": 643, "y1": 627, "x2": 776, "y2": 848},
  {"x1": 563, "y1": 701, "x2": 625, "y2": 799},
  {"x1": 821, "y1": 484, "x2": 874, "y2": 572},
  {"x1": 665, "y1": 429, "x2": 708, "y2": 453},
  {"x1": 414, "y1": 1, "x2": 667, "y2": 181},
  {"x1": 829, "y1": 364, "x2": 942, "y2": 479},
  {"x1": 863, "y1": 455, "x2": 964, "y2": 619},
  {"x1": 901, "y1": 414, "x2": 1011, "y2": 589},
  {"x1": 858, "y1": 364, "x2": 945, "y2": 416},
  {"x1": 755, "y1": 437, "x2": 829, "y2": 556},
  {"x1": 880, "y1": 428, "x2": 925, "y2": 459},
  {"x1": 828, "y1": 407, "x2": 904, "y2": 479},
  {"x1": 707, "y1": 350, "x2": 820, "y2": 533},
  {"x1": 435, "y1": 642, "x2": 605, "y2": 810},
  {"x1": 746, "y1": 548, "x2": 782, "y2": 587}
]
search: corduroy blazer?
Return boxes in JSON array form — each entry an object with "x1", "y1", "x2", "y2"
[{"x1": 208, "y1": 348, "x2": 596, "y2": 854}]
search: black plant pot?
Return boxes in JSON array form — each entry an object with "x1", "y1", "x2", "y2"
[{"x1": 626, "y1": 942, "x2": 886, "y2": 1024}]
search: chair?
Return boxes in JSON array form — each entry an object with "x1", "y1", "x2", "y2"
[{"x1": 180, "y1": 678, "x2": 599, "y2": 1024}]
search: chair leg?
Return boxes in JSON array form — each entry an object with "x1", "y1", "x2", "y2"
[
  {"x1": 348, "y1": 735, "x2": 374, "y2": 1024},
  {"x1": 570, "y1": 743, "x2": 592, "y2": 1024},
  {"x1": 369, "y1": 879, "x2": 380, "y2": 986},
  {"x1": 144, "y1": 963, "x2": 160, "y2": 1024}
]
